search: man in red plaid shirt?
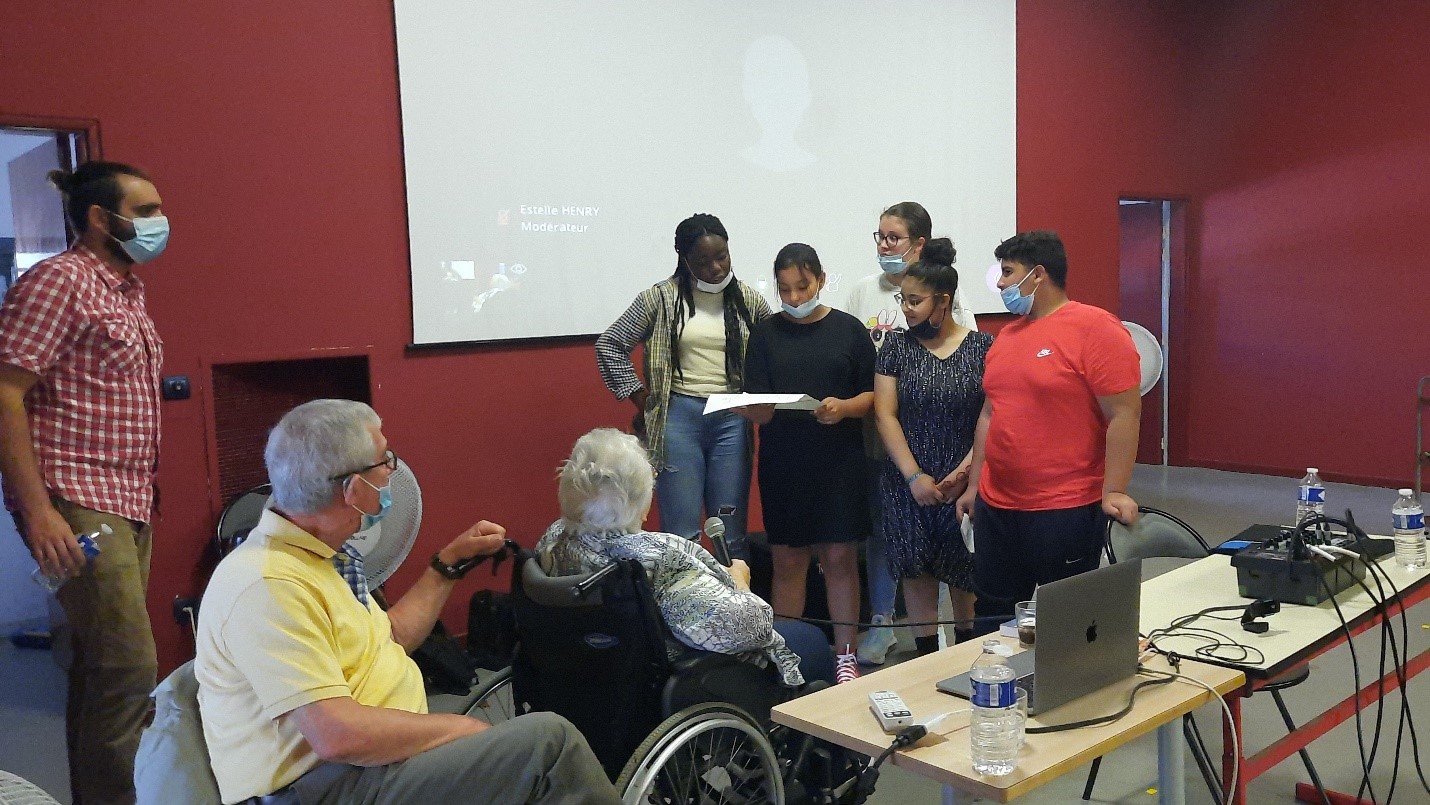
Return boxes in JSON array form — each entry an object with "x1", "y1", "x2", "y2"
[{"x1": 0, "y1": 161, "x2": 168, "y2": 805}]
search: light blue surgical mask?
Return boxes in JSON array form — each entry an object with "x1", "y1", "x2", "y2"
[
  {"x1": 877, "y1": 242, "x2": 914, "y2": 275},
  {"x1": 877, "y1": 254, "x2": 907, "y2": 275},
  {"x1": 352, "y1": 475, "x2": 393, "y2": 531},
  {"x1": 1000, "y1": 270, "x2": 1038, "y2": 316},
  {"x1": 781, "y1": 295, "x2": 821, "y2": 319},
  {"x1": 108, "y1": 212, "x2": 170, "y2": 264}
]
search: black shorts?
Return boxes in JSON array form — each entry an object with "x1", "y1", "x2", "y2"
[{"x1": 970, "y1": 496, "x2": 1106, "y2": 623}]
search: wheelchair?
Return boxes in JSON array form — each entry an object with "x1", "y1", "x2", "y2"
[{"x1": 466, "y1": 548, "x2": 868, "y2": 804}]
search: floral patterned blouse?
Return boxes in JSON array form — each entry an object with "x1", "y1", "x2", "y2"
[{"x1": 536, "y1": 522, "x2": 804, "y2": 687}]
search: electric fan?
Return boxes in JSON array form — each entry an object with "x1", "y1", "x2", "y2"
[
  {"x1": 1122, "y1": 321, "x2": 1165, "y2": 396},
  {"x1": 0, "y1": 771, "x2": 60, "y2": 805}
]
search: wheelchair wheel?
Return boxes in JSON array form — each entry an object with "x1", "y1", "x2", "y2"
[
  {"x1": 616, "y1": 702, "x2": 784, "y2": 805},
  {"x1": 464, "y1": 667, "x2": 523, "y2": 725}
]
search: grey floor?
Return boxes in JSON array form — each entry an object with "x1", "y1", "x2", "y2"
[{"x1": 1, "y1": 465, "x2": 1428, "y2": 803}]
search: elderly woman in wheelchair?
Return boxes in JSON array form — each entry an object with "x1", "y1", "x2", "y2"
[
  {"x1": 538, "y1": 427, "x2": 836, "y2": 690},
  {"x1": 477, "y1": 428, "x2": 864, "y2": 803}
]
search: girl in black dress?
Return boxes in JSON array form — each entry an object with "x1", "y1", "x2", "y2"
[
  {"x1": 740, "y1": 244, "x2": 876, "y2": 680},
  {"x1": 874, "y1": 238, "x2": 992, "y2": 654}
]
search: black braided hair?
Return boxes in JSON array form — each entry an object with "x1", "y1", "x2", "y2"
[{"x1": 670, "y1": 214, "x2": 756, "y2": 386}]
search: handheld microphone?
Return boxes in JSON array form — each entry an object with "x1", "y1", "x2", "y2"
[{"x1": 704, "y1": 516, "x2": 731, "y2": 566}]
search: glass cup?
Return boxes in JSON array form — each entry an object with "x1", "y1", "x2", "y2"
[
  {"x1": 1016, "y1": 600, "x2": 1036, "y2": 648},
  {"x1": 1015, "y1": 687, "x2": 1029, "y2": 749}
]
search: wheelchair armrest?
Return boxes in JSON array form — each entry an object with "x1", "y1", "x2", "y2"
[
  {"x1": 662, "y1": 650, "x2": 789, "y2": 727},
  {"x1": 669, "y1": 649, "x2": 749, "y2": 677}
]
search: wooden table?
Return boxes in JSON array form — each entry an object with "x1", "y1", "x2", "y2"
[
  {"x1": 1139, "y1": 551, "x2": 1430, "y2": 804},
  {"x1": 772, "y1": 634, "x2": 1243, "y2": 804}
]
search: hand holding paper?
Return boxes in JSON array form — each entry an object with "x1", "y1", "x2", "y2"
[{"x1": 702, "y1": 393, "x2": 820, "y2": 415}]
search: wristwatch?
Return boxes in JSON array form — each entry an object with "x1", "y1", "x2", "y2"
[
  {"x1": 430, "y1": 539, "x2": 519, "y2": 580},
  {"x1": 430, "y1": 552, "x2": 472, "y2": 580}
]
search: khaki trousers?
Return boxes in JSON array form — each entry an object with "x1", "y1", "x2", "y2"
[{"x1": 34, "y1": 498, "x2": 158, "y2": 805}]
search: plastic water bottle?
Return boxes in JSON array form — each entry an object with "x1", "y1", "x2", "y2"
[
  {"x1": 1392, "y1": 489, "x2": 1426, "y2": 570},
  {"x1": 31, "y1": 525, "x2": 109, "y2": 593},
  {"x1": 1296, "y1": 468, "x2": 1326, "y2": 526},
  {"x1": 969, "y1": 640, "x2": 1020, "y2": 776}
]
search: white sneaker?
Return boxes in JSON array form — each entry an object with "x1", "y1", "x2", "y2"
[
  {"x1": 835, "y1": 646, "x2": 861, "y2": 684},
  {"x1": 857, "y1": 614, "x2": 898, "y2": 666}
]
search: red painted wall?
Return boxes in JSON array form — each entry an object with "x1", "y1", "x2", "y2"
[
  {"x1": 1175, "y1": 1, "x2": 1430, "y2": 488},
  {"x1": 2, "y1": 3, "x2": 629, "y2": 672},
  {"x1": 3, "y1": 1, "x2": 1420, "y2": 671}
]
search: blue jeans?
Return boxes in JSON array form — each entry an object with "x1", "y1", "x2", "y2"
[
  {"x1": 863, "y1": 458, "x2": 898, "y2": 617},
  {"x1": 656, "y1": 393, "x2": 750, "y2": 560},
  {"x1": 775, "y1": 619, "x2": 835, "y2": 686}
]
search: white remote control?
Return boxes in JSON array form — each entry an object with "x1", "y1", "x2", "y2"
[{"x1": 868, "y1": 689, "x2": 912, "y2": 732}]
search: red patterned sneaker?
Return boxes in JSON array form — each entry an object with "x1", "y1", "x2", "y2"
[{"x1": 835, "y1": 645, "x2": 860, "y2": 684}]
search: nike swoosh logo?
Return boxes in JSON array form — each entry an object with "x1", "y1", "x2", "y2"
[
  {"x1": 1064, "y1": 557, "x2": 1081, "y2": 564},
  {"x1": 1037, "y1": 349, "x2": 1053, "y2": 358}
]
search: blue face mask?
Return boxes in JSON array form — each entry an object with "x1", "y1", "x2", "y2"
[
  {"x1": 1000, "y1": 270, "x2": 1037, "y2": 316},
  {"x1": 352, "y1": 475, "x2": 393, "y2": 531},
  {"x1": 781, "y1": 295, "x2": 821, "y2": 319},
  {"x1": 108, "y1": 212, "x2": 170, "y2": 263},
  {"x1": 877, "y1": 254, "x2": 907, "y2": 275}
]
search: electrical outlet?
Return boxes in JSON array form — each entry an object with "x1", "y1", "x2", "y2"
[
  {"x1": 173, "y1": 596, "x2": 200, "y2": 628},
  {"x1": 161, "y1": 375, "x2": 191, "y2": 401}
]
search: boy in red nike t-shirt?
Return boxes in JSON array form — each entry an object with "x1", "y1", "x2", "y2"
[{"x1": 955, "y1": 231, "x2": 1141, "y2": 632}]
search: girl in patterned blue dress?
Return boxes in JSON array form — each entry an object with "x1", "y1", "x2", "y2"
[{"x1": 873, "y1": 239, "x2": 992, "y2": 654}]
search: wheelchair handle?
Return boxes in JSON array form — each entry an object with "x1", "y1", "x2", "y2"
[
  {"x1": 572, "y1": 562, "x2": 620, "y2": 599},
  {"x1": 449, "y1": 538, "x2": 521, "y2": 577}
]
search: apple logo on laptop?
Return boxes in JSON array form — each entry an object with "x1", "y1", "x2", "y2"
[{"x1": 1086, "y1": 621, "x2": 1098, "y2": 643}]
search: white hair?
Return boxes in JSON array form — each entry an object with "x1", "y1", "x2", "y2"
[
  {"x1": 265, "y1": 399, "x2": 382, "y2": 515},
  {"x1": 558, "y1": 428, "x2": 654, "y2": 535}
]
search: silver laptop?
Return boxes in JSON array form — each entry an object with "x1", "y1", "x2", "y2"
[{"x1": 936, "y1": 560, "x2": 1141, "y2": 715}]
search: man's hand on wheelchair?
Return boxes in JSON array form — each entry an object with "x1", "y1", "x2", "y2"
[{"x1": 438, "y1": 520, "x2": 509, "y2": 567}]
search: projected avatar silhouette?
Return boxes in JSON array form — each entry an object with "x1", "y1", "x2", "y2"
[{"x1": 741, "y1": 35, "x2": 815, "y2": 172}]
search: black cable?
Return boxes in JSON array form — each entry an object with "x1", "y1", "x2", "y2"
[
  {"x1": 1145, "y1": 625, "x2": 1266, "y2": 666},
  {"x1": 1025, "y1": 670, "x2": 1175, "y2": 734},
  {"x1": 851, "y1": 724, "x2": 928, "y2": 804},
  {"x1": 1364, "y1": 551, "x2": 1430, "y2": 796},
  {"x1": 1301, "y1": 514, "x2": 1394, "y2": 802},
  {"x1": 1306, "y1": 512, "x2": 1430, "y2": 799},
  {"x1": 1324, "y1": 521, "x2": 1430, "y2": 799},
  {"x1": 1351, "y1": 550, "x2": 1394, "y2": 803},
  {"x1": 1314, "y1": 556, "x2": 1379, "y2": 805},
  {"x1": 1345, "y1": 516, "x2": 1430, "y2": 798},
  {"x1": 1144, "y1": 604, "x2": 1268, "y2": 666},
  {"x1": 778, "y1": 613, "x2": 1009, "y2": 630}
]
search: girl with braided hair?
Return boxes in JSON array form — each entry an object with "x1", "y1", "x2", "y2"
[{"x1": 595, "y1": 214, "x2": 771, "y2": 559}]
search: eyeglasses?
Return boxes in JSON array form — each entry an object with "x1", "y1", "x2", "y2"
[
  {"x1": 331, "y1": 449, "x2": 398, "y2": 482},
  {"x1": 873, "y1": 232, "x2": 911, "y2": 248},
  {"x1": 894, "y1": 293, "x2": 928, "y2": 308}
]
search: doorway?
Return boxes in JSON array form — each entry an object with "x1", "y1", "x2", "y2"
[
  {"x1": 0, "y1": 124, "x2": 86, "y2": 630},
  {"x1": 1118, "y1": 198, "x2": 1186, "y2": 467},
  {"x1": 0, "y1": 126, "x2": 83, "y2": 294}
]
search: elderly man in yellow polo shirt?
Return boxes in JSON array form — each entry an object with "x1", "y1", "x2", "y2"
[{"x1": 195, "y1": 399, "x2": 619, "y2": 805}]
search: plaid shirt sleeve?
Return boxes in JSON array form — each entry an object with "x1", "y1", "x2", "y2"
[
  {"x1": 595, "y1": 291, "x2": 656, "y2": 400},
  {"x1": 0, "y1": 264, "x2": 78, "y2": 377}
]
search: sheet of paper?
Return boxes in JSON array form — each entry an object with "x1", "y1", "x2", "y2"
[{"x1": 702, "y1": 393, "x2": 820, "y2": 414}]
